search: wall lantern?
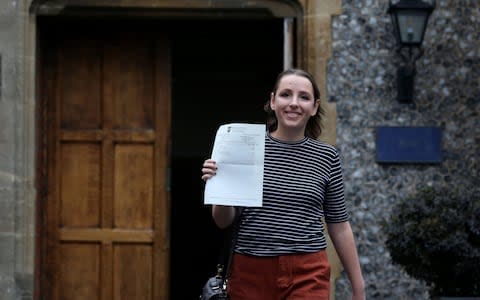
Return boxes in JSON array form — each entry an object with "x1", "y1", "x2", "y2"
[{"x1": 388, "y1": 0, "x2": 435, "y2": 103}]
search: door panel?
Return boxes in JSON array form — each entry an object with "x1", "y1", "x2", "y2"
[
  {"x1": 58, "y1": 39, "x2": 102, "y2": 129},
  {"x1": 104, "y1": 38, "x2": 155, "y2": 129},
  {"x1": 42, "y1": 23, "x2": 170, "y2": 300},
  {"x1": 114, "y1": 145, "x2": 154, "y2": 229},
  {"x1": 58, "y1": 243, "x2": 101, "y2": 299},
  {"x1": 60, "y1": 143, "x2": 101, "y2": 228},
  {"x1": 113, "y1": 244, "x2": 153, "y2": 299}
]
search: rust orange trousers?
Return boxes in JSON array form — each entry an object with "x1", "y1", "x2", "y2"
[{"x1": 227, "y1": 250, "x2": 330, "y2": 300}]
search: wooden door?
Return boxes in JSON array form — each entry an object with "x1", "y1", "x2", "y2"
[{"x1": 40, "y1": 23, "x2": 170, "y2": 300}]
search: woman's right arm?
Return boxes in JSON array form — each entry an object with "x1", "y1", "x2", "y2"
[{"x1": 202, "y1": 159, "x2": 236, "y2": 228}]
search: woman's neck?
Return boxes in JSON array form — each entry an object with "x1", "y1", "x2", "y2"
[{"x1": 270, "y1": 129, "x2": 305, "y2": 142}]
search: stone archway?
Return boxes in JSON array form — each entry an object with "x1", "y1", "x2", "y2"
[{"x1": 25, "y1": 1, "x2": 344, "y2": 299}]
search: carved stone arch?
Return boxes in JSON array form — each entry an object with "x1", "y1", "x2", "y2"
[
  {"x1": 29, "y1": 0, "x2": 303, "y2": 15},
  {"x1": 29, "y1": 1, "x2": 344, "y2": 299},
  {"x1": 30, "y1": 0, "x2": 306, "y2": 66}
]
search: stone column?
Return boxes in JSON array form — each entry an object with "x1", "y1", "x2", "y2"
[
  {"x1": 299, "y1": 1, "x2": 344, "y2": 299},
  {"x1": 14, "y1": 0, "x2": 37, "y2": 298},
  {"x1": 0, "y1": 0, "x2": 37, "y2": 299}
]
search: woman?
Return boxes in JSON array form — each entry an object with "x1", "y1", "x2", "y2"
[{"x1": 202, "y1": 68, "x2": 365, "y2": 300}]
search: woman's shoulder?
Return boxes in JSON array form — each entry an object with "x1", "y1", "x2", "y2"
[{"x1": 306, "y1": 138, "x2": 340, "y2": 157}]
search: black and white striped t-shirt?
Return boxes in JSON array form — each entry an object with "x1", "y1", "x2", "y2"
[{"x1": 234, "y1": 132, "x2": 349, "y2": 256}]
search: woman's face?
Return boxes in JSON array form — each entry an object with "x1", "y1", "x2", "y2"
[{"x1": 270, "y1": 74, "x2": 319, "y2": 136}]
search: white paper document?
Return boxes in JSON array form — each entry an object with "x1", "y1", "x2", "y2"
[{"x1": 204, "y1": 123, "x2": 265, "y2": 207}]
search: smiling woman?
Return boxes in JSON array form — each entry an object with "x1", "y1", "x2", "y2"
[{"x1": 201, "y1": 69, "x2": 365, "y2": 300}]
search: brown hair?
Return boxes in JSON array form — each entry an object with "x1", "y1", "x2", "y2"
[{"x1": 264, "y1": 68, "x2": 325, "y2": 139}]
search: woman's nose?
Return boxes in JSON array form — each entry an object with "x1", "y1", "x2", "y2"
[{"x1": 289, "y1": 96, "x2": 299, "y2": 106}]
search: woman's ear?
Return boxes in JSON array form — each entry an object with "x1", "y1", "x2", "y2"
[
  {"x1": 311, "y1": 99, "x2": 320, "y2": 116},
  {"x1": 270, "y1": 92, "x2": 275, "y2": 110}
]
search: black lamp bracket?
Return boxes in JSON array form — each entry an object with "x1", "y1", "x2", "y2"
[
  {"x1": 396, "y1": 46, "x2": 424, "y2": 69},
  {"x1": 395, "y1": 46, "x2": 424, "y2": 103}
]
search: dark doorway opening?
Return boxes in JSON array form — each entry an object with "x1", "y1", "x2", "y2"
[{"x1": 169, "y1": 19, "x2": 283, "y2": 299}]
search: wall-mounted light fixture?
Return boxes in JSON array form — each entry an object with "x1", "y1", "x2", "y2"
[{"x1": 388, "y1": 0, "x2": 435, "y2": 103}]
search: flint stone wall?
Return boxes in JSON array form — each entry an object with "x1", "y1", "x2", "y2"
[{"x1": 328, "y1": 0, "x2": 479, "y2": 299}]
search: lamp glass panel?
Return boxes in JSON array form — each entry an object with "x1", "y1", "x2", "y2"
[{"x1": 397, "y1": 10, "x2": 428, "y2": 44}]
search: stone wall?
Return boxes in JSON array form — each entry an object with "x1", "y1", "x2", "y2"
[
  {"x1": 328, "y1": 0, "x2": 479, "y2": 299},
  {"x1": 0, "y1": 0, "x2": 21, "y2": 299},
  {"x1": 0, "y1": 0, "x2": 36, "y2": 298}
]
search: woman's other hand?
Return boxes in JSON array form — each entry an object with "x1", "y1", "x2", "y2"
[{"x1": 201, "y1": 159, "x2": 217, "y2": 181}]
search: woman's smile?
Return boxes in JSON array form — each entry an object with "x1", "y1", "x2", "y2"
[{"x1": 285, "y1": 111, "x2": 301, "y2": 118}]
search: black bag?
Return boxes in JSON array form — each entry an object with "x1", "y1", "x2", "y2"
[
  {"x1": 200, "y1": 208, "x2": 243, "y2": 300},
  {"x1": 199, "y1": 264, "x2": 228, "y2": 300}
]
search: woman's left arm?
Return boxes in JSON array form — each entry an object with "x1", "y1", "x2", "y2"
[{"x1": 327, "y1": 221, "x2": 365, "y2": 300}]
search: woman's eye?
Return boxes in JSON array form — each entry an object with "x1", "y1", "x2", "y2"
[
  {"x1": 279, "y1": 92, "x2": 290, "y2": 97},
  {"x1": 301, "y1": 95, "x2": 311, "y2": 100}
]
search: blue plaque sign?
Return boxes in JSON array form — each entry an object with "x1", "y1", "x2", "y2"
[{"x1": 376, "y1": 126, "x2": 442, "y2": 164}]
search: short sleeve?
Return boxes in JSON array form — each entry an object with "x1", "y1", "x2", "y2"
[{"x1": 323, "y1": 149, "x2": 349, "y2": 223}]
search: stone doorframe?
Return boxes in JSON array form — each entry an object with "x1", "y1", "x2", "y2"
[
  {"x1": 299, "y1": 2, "x2": 345, "y2": 298},
  {"x1": 20, "y1": 0, "x2": 344, "y2": 299}
]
